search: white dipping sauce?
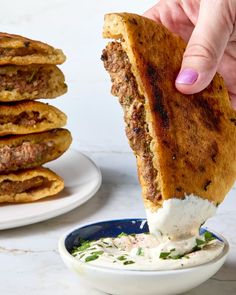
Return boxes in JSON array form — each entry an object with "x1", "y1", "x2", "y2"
[
  {"x1": 146, "y1": 195, "x2": 217, "y2": 240},
  {"x1": 73, "y1": 195, "x2": 224, "y2": 270}
]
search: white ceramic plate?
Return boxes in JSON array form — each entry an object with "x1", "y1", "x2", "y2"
[{"x1": 0, "y1": 149, "x2": 102, "y2": 230}]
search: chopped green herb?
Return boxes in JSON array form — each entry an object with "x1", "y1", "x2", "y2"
[
  {"x1": 192, "y1": 245, "x2": 201, "y2": 252},
  {"x1": 204, "y1": 231, "x2": 215, "y2": 242},
  {"x1": 117, "y1": 256, "x2": 126, "y2": 261},
  {"x1": 106, "y1": 245, "x2": 113, "y2": 248},
  {"x1": 102, "y1": 241, "x2": 109, "y2": 245},
  {"x1": 159, "y1": 252, "x2": 170, "y2": 259},
  {"x1": 79, "y1": 253, "x2": 86, "y2": 259},
  {"x1": 125, "y1": 96, "x2": 133, "y2": 105},
  {"x1": 71, "y1": 240, "x2": 92, "y2": 255},
  {"x1": 171, "y1": 254, "x2": 184, "y2": 260},
  {"x1": 27, "y1": 70, "x2": 37, "y2": 83},
  {"x1": 91, "y1": 251, "x2": 104, "y2": 256},
  {"x1": 76, "y1": 242, "x2": 91, "y2": 252},
  {"x1": 136, "y1": 247, "x2": 144, "y2": 256},
  {"x1": 196, "y1": 239, "x2": 205, "y2": 246},
  {"x1": 97, "y1": 244, "x2": 104, "y2": 247},
  {"x1": 117, "y1": 232, "x2": 128, "y2": 238},
  {"x1": 170, "y1": 248, "x2": 176, "y2": 252},
  {"x1": 123, "y1": 260, "x2": 135, "y2": 265},
  {"x1": 71, "y1": 249, "x2": 78, "y2": 256},
  {"x1": 160, "y1": 251, "x2": 187, "y2": 260},
  {"x1": 85, "y1": 254, "x2": 99, "y2": 262}
]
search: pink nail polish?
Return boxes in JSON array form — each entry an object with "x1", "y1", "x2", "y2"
[{"x1": 176, "y1": 69, "x2": 198, "y2": 85}]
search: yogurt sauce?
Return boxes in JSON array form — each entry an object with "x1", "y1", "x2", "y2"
[
  {"x1": 72, "y1": 195, "x2": 224, "y2": 270},
  {"x1": 146, "y1": 194, "x2": 217, "y2": 254}
]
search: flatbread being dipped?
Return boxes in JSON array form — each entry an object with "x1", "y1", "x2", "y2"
[
  {"x1": 0, "y1": 101, "x2": 67, "y2": 136},
  {"x1": 0, "y1": 128, "x2": 72, "y2": 173},
  {"x1": 102, "y1": 13, "x2": 236, "y2": 213},
  {"x1": 0, "y1": 32, "x2": 65, "y2": 65},
  {"x1": 0, "y1": 65, "x2": 67, "y2": 102},
  {"x1": 0, "y1": 167, "x2": 64, "y2": 203}
]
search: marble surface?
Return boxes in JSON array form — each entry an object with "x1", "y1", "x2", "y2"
[
  {"x1": 0, "y1": 0, "x2": 236, "y2": 294},
  {"x1": 0, "y1": 152, "x2": 235, "y2": 295}
]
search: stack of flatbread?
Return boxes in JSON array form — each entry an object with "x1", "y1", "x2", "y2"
[{"x1": 0, "y1": 33, "x2": 72, "y2": 203}]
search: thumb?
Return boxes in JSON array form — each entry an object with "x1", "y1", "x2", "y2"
[{"x1": 175, "y1": 0, "x2": 233, "y2": 94}]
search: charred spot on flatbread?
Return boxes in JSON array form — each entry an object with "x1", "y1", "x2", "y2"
[{"x1": 102, "y1": 13, "x2": 236, "y2": 209}]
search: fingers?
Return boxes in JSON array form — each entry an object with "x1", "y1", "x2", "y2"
[
  {"x1": 176, "y1": 0, "x2": 234, "y2": 94},
  {"x1": 144, "y1": 4, "x2": 161, "y2": 22},
  {"x1": 144, "y1": 1, "x2": 194, "y2": 42},
  {"x1": 230, "y1": 94, "x2": 236, "y2": 110}
]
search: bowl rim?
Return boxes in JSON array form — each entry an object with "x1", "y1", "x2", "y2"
[{"x1": 58, "y1": 218, "x2": 229, "y2": 275}]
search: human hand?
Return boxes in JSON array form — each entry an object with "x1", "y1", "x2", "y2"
[{"x1": 144, "y1": 0, "x2": 236, "y2": 109}]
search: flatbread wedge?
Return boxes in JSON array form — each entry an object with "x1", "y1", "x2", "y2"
[
  {"x1": 0, "y1": 32, "x2": 65, "y2": 65},
  {"x1": 0, "y1": 128, "x2": 72, "y2": 173},
  {"x1": 0, "y1": 65, "x2": 67, "y2": 102},
  {"x1": 102, "y1": 13, "x2": 236, "y2": 211},
  {"x1": 0, "y1": 167, "x2": 64, "y2": 203},
  {"x1": 0, "y1": 101, "x2": 67, "y2": 136}
]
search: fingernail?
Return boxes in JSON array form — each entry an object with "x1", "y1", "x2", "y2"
[{"x1": 176, "y1": 69, "x2": 198, "y2": 85}]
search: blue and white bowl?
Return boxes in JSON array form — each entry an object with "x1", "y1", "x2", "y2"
[{"x1": 58, "y1": 218, "x2": 229, "y2": 295}]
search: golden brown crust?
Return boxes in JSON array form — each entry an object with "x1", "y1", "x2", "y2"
[
  {"x1": 0, "y1": 32, "x2": 65, "y2": 65},
  {"x1": 0, "y1": 167, "x2": 64, "y2": 203},
  {"x1": 0, "y1": 128, "x2": 72, "y2": 173},
  {"x1": 103, "y1": 13, "x2": 236, "y2": 209},
  {"x1": 0, "y1": 101, "x2": 67, "y2": 136},
  {"x1": 0, "y1": 65, "x2": 67, "y2": 102}
]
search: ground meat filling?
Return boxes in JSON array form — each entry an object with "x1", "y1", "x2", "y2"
[
  {"x1": 0, "y1": 141, "x2": 54, "y2": 173},
  {"x1": 0, "y1": 47, "x2": 38, "y2": 57},
  {"x1": 102, "y1": 42, "x2": 161, "y2": 204},
  {"x1": 0, "y1": 176, "x2": 51, "y2": 196},
  {"x1": 0, "y1": 68, "x2": 50, "y2": 94},
  {"x1": 0, "y1": 111, "x2": 45, "y2": 126}
]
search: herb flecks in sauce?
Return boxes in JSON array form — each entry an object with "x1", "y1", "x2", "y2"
[
  {"x1": 85, "y1": 254, "x2": 99, "y2": 262},
  {"x1": 123, "y1": 260, "x2": 135, "y2": 265},
  {"x1": 159, "y1": 231, "x2": 216, "y2": 260},
  {"x1": 71, "y1": 240, "x2": 91, "y2": 256},
  {"x1": 117, "y1": 232, "x2": 128, "y2": 238},
  {"x1": 71, "y1": 231, "x2": 223, "y2": 270},
  {"x1": 117, "y1": 255, "x2": 126, "y2": 261},
  {"x1": 137, "y1": 247, "x2": 144, "y2": 256}
]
